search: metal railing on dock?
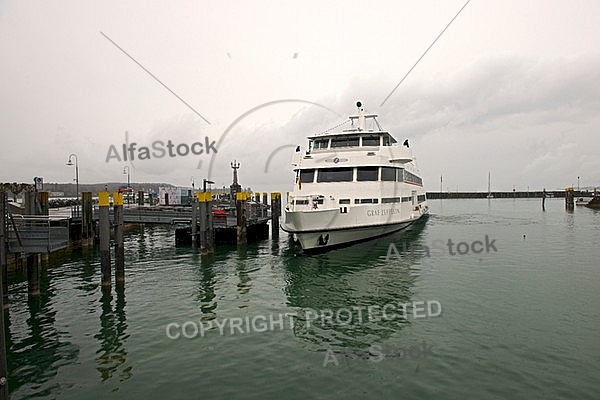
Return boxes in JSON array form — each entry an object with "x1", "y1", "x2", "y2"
[{"x1": 6, "y1": 215, "x2": 69, "y2": 254}]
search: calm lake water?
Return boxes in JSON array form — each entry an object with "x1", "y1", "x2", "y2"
[{"x1": 5, "y1": 199, "x2": 600, "y2": 399}]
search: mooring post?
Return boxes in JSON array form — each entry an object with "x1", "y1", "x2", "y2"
[
  {"x1": 113, "y1": 192, "x2": 124, "y2": 285},
  {"x1": 191, "y1": 195, "x2": 198, "y2": 248},
  {"x1": 206, "y1": 193, "x2": 214, "y2": 254},
  {"x1": 26, "y1": 254, "x2": 40, "y2": 297},
  {"x1": 0, "y1": 193, "x2": 9, "y2": 310},
  {"x1": 37, "y1": 192, "x2": 49, "y2": 216},
  {"x1": 23, "y1": 192, "x2": 42, "y2": 298},
  {"x1": 198, "y1": 192, "x2": 214, "y2": 254},
  {"x1": 81, "y1": 192, "x2": 92, "y2": 239},
  {"x1": 23, "y1": 191, "x2": 35, "y2": 216},
  {"x1": 0, "y1": 194, "x2": 7, "y2": 400},
  {"x1": 138, "y1": 191, "x2": 144, "y2": 207},
  {"x1": 542, "y1": 188, "x2": 546, "y2": 211},
  {"x1": 262, "y1": 192, "x2": 268, "y2": 218},
  {"x1": 99, "y1": 192, "x2": 111, "y2": 287},
  {"x1": 271, "y1": 192, "x2": 281, "y2": 238},
  {"x1": 565, "y1": 187, "x2": 574, "y2": 210},
  {"x1": 236, "y1": 192, "x2": 247, "y2": 246}
]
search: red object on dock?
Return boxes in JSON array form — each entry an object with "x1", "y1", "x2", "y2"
[{"x1": 213, "y1": 208, "x2": 227, "y2": 221}]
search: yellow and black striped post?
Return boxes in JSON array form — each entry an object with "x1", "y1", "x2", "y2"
[
  {"x1": 99, "y1": 192, "x2": 111, "y2": 287},
  {"x1": 114, "y1": 192, "x2": 124, "y2": 285}
]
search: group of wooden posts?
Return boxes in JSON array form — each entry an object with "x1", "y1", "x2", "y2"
[{"x1": 191, "y1": 191, "x2": 281, "y2": 251}]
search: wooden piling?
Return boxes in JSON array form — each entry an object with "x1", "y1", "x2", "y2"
[
  {"x1": 542, "y1": 188, "x2": 546, "y2": 211},
  {"x1": 138, "y1": 191, "x2": 144, "y2": 206},
  {"x1": 198, "y1": 192, "x2": 214, "y2": 255},
  {"x1": 271, "y1": 192, "x2": 281, "y2": 238},
  {"x1": 0, "y1": 193, "x2": 7, "y2": 400},
  {"x1": 99, "y1": 192, "x2": 111, "y2": 287},
  {"x1": 0, "y1": 193, "x2": 9, "y2": 309},
  {"x1": 191, "y1": 196, "x2": 198, "y2": 248},
  {"x1": 82, "y1": 192, "x2": 93, "y2": 239},
  {"x1": 24, "y1": 191, "x2": 36, "y2": 215},
  {"x1": 236, "y1": 192, "x2": 248, "y2": 246},
  {"x1": 114, "y1": 192, "x2": 124, "y2": 285},
  {"x1": 37, "y1": 192, "x2": 49, "y2": 215},
  {"x1": 206, "y1": 194, "x2": 214, "y2": 253},
  {"x1": 26, "y1": 254, "x2": 40, "y2": 297},
  {"x1": 565, "y1": 187, "x2": 574, "y2": 210},
  {"x1": 262, "y1": 192, "x2": 268, "y2": 218}
]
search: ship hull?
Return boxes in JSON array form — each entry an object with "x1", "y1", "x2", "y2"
[{"x1": 282, "y1": 204, "x2": 428, "y2": 252}]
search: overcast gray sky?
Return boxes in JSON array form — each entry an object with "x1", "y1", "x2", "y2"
[{"x1": 1, "y1": 0, "x2": 599, "y2": 193}]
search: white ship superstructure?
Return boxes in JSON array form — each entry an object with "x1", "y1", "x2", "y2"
[{"x1": 281, "y1": 101, "x2": 428, "y2": 252}]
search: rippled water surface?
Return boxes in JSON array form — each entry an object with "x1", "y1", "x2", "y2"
[{"x1": 6, "y1": 199, "x2": 600, "y2": 399}]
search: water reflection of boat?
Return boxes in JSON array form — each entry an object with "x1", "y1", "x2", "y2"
[{"x1": 282, "y1": 218, "x2": 429, "y2": 347}]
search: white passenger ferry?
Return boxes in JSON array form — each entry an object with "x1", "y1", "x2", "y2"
[{"x1": 281, "y1": 101, "x2": 429, "y2": 252}]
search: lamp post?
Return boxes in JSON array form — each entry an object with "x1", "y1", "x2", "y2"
[
  {"x1": 66, "y1": 154, "x2": 79, "y2": 205},
  {"x1": 123, "y1": 166, "x2": 130, "y2": 205}
]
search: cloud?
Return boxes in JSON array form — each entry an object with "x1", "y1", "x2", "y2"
[{"x1": 251, "y1": 54, "x2": 600, "y2": 192}]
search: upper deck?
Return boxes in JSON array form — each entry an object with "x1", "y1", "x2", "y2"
[{"x1": 295, "y1": 103, "x2": 416, "y2": 168}]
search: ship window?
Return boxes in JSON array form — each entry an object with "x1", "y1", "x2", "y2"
[
  {"x1": 355, "y1": 198, "x2": 378, "y2": 204},
  {"x1": 299, "y1": 169, "x2": 315, "y2": 183},
  {"x1": 382, "y1": 197, "x2": 400, "y2": 203},
  {"x1": 417, "y1": 194, "x2": 427, "y2": 203},
  {"x1": 381, "y1": 167, "x2": 396, "y2": 181},
  {"x1": 362, "y1": 136, "x2": 380, "y2": 146},
  {"x1": 313, "y1": 139, "x2": 329, "y2": 149},
  {"x1": 401, "y1": 197, "x2": 412, "y2": 202},
  {"x1": 383, "y1": 135, "x2": 391, "y2": 146},
  {"x1": 397, "y1": 169, "x2": 404, "y2": 182},
  {"x1": 357, "y1": 166, "x2": 379, "y2": 181},
  {"x1": 331, "y1": 137, "x2": 359, "y2": 148},
  {"x1": 294, "y1": 199, "x2": 309, "y2": 205},
  {"x1": 339, "y1": 199, "x2": 350, "y2": 204},
  {"x1": 404, "y1": 171, "x2": 423, "y2": 186},
  {"x1": 317, "y1": 168, "x2": 353, "y2": 182}
]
